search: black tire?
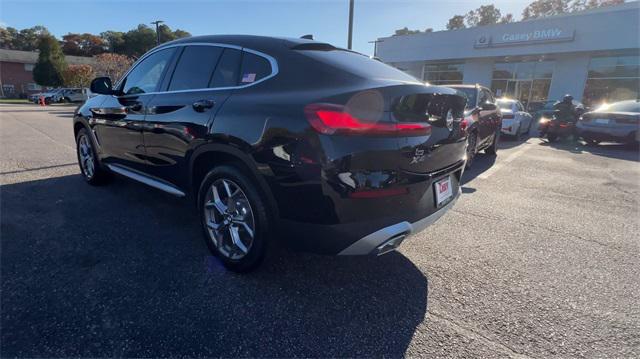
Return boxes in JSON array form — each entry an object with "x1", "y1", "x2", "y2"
[
  {"x1": 547, "y1": 133, "x2": 558, "y2": 142},
  {"x1": 198, "y1": 165, "x2": 271, "y2": 273},
  {"x1": 485, "y1": 129, "x2": 499, "y2": 155},
  {"x1": 62, "y1": 97, "x2": 71, "y2": 103},
  {"x1": 465, "y1": 132, "x2": 477, "y2": 169},
  {"x1": 75, "y1": 128, "x2": 111, "y2": 185}
]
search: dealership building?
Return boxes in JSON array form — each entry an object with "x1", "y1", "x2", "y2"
[{"x1": 376, "y1": 1, "x2": 639, "y2": 109}]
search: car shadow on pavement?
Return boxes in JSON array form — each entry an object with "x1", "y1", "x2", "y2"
[
  {"x1": 539, "y1": 139, "x2": 640, "y2": 162},
  {"x1": 460, "y1": 153, "x2": 497, "y2": 185},
  {"x1": 1, "y1": 174, "x2": 428, "y2": 357}
]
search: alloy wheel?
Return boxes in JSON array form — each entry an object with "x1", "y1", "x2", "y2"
[
  {"x1": 78, "y1": 135, "x2": 95, "y2": 179},
  {"x1": 203, "y1": 179, "x2": 256, "y2": 260}
]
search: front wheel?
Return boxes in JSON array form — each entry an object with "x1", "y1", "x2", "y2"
[
  {"x1": 547, "y1": 133, "x2": 558, "y2": 142},
  {"x1": 75, "y1": 128, "x2": 110, "y2": 185},
  {"x1": 198, "y1": 165, "x2": 271, "y2": 273}
]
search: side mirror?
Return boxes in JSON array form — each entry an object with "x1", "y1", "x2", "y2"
[
  {"x1": 481, "y1": 102, "x2": 497, "y2": 111},
  {"x1": 90, "y1": 77, "x2": 115, "y2": 95}
]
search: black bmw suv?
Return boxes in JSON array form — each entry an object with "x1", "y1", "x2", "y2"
[{"x1": 75, "y1": 35, "x2": 468, "y2": 272}]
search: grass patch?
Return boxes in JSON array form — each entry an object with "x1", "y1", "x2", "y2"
[{"x1": 0, "y1": 99, "x2": 31, "y2": 104}]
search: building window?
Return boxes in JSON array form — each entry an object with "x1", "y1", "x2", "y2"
[
  {"x1": 27, "y1": 83, "x2": 42, "y2": 91},
  {"x1": 423, "y1": 62, "x2": 464, "y2": 85},
  {"x1": 583, "y1": 54, "x2": 640, "y2": 107},
  {"x1": 490, "y1": 60, "x2": 554, "y2": 111},
  {"x1": 24, "y1": 63, "x2": 35, "y2": 71}
]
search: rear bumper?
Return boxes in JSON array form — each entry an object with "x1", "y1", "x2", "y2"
[
  {"x1": 577, "y1": 123, "x2": 636, "y2": 141},
  {"x1": 278, "y1": 161, "x2": 464, "y2": 255},
  {"x1": 338, "y1": 189, "x2": 460, "y2": 255},
  {"x1": 501, "y1": 119, "x2": 520, "y2": 135}
]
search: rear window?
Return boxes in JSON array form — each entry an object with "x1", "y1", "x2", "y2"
[
  {"x1": 299, "y1": 49, "x2": 419, "y2": 82},
  {"x1": 496, "y1": 100, "x2": 513, "y2": 110},
  {"x1": 598, "y1": 101, "x2": 640, "y2": 113},
  {"x1": 210, "y1": 48, "x2": 242, "y2": 88},
  {"x1": 239, "y1": 52, "x2": 272, "y2": 84},
  {"x1": 169, "y1": 46, "x2": 223, "y2": 91},
  {"x1": 453, "y1": 88, "x2": 477, "y2": 108}
]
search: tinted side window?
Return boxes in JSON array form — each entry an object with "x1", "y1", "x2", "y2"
[
  {"x1": 169, "y1": 46, "x2": 223, "y2": 91},
  {"x1": 122, "y1": 48, "x2": 175, "y2": 95},
  {"x1": 239, "y1": 52, "x2": 272, "y2": 84},
  {"x1": 478, "y1": 90, "x2": 488, "y2": 104},
  {"x1": 209, "y1": 48, "x2": 241, "y2": 88}
]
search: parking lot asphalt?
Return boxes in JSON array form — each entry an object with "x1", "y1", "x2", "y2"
[{"x1": 1, "y1": 103, "x2": 639, "y2": 358}]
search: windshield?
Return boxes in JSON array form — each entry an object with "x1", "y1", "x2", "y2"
[
  {"x1": 496, "y1": 100, "x2": 513, "y2": 110},
  {"x1": 597, "y1": 101, "x2": 640, "y2": 113},
  {"x1": 299, "y1": 49, "x2": 420, "y2": 83},
  {"x1": 452, "y1": 88, "x2": 477, "y2": 108}
]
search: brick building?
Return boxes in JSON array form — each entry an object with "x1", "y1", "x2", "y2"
[{"x1": 0, "y1": 49, "x2": 95, "y2": 98}]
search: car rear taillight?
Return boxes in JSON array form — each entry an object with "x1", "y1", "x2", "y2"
[{"x1": 304, "y1": 103, "x2": 431, "y2": 136}]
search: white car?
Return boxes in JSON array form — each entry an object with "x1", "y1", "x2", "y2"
[{"x1": 496, "y1": 98, "x2": 533, "y2": 138}]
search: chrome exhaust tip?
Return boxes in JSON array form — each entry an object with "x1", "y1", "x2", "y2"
[{"x1": 375, "y1": 233, "x2": 407, "y2": 256}]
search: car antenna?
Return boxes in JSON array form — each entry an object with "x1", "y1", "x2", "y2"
[{"x1": 300, "y1": 34, "x2": 314, "y2": 40}]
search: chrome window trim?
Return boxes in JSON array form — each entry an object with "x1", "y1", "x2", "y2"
[{"x1": 114, "y1": 42, "x2": 279, "y2": 95}]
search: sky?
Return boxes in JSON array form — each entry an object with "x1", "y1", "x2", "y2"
[{"x1": 0, "y1": 0, "x2": 530, "y2": 55}]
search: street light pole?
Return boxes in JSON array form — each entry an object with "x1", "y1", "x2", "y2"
[
  {"x1": 347, "y1": 0, "x2": 354, "y2": 49},
  {"x1": 151, "y1": 20, "x2": 164, "y2": 45}
]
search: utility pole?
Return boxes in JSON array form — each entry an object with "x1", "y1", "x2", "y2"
[
  {"x1": 151, "y1": 20, "x2": 164, "y2": 45},
  {"x1": 347, "y1": 0, "x2": 354, "y2": 49}
]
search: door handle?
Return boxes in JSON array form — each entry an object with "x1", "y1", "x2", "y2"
[
  {"x1": 126, "y1": 102, "x2": 143, "y2": 112},
  {"x1": 192, "y1": 99, "x2": 215, "y2": 112}
]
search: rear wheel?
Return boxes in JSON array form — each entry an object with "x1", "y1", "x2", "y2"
[
  {"x1": 75, "y1": 128, "x2": 110, "y2": 185},
  {"x1": 198, "y1": 165, "x2": 271, "y2": 273},
  {"x1": 547, "y1": 133, "x2": 558, "y2": 142},
  {"x1": 485, "y1": 129, "x2": 499, "y2": 155},
  {"x1": 465, "y1": 132, "x2": 477, "y2": 168}
]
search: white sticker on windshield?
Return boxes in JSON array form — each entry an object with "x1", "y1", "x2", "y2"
[{"x1": 241, "y1": 73, "x2": 257, "y2": 83}]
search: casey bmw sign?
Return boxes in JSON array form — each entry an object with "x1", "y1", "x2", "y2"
[{"x1": 475, "y1": 27, "x2": 575, "y2": 48}]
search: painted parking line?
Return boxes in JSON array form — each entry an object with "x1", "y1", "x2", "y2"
[{"x1": 478, "y1": 142, "x2": 533, "y2": 180}]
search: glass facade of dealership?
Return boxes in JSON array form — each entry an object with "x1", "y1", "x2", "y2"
[
  {"x1": 410, "y1": 53, "x2": 640, "y2": 110},
  {"x1": 379, "y1": 2, "x2": 640, "y2": 110},
  {"x1": 413, "y1": 53, "x2": 639, "y2": 110}
]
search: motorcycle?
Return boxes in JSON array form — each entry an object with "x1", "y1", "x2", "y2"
[{"x1": 538, "y1": 110, "x2": 580, "y2": 142}]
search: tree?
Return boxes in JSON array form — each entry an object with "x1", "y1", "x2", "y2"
[
  {"x1": 101, "y1": 31, "x2": 126, "y2": 53},
  {"x1": 466, "y1": 5, "x2": 502, "y2": 27},
  {"x1": 569, "y1": 0, "x2": 624, "y2": 12},
  {"x1": 522, "y1": 0, "x2": 569, "y2": 19},
  {"x1": 393, "y1": 27, "x2": 422, "y2": 36},
  {"x1": 92, "y1": 53, "x2": 134, "y2": 82},
  {"x1": 446, "y1": 15, "x2": 466, "y2": 30},
  {"x1": 122, "y1": 24, "x2": 156, "y2": 57},
  {"x1": 62, "y1": 33, "x2": 105, "y2": 56},
  {"x1": 15, "y1": 26, "x2": 50, "y2": 51},
  {"x1": 33, "y1": 35, "x2": 67, "y2": 87},
  {"x1": 500, "y1": 13, "x2": 515, "y2": 24},
  {"x1": 63, "y1": 64, "x2": 95, "y2": 88},
  {"x1": 173, "y1": 29, "x2": 191, "y2": 39},
  {"x1": 0, "y1": 27, "x2": 19, "y2": 49}
]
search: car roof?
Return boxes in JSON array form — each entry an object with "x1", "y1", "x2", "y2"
[
  {"x1": 447, "y1": 84, "x2": 479, "y2": 89},
  {"x1": 157, "y1": 34, "x2": 337, "y2": 54},
  {"x1": 496, "y1": 98, "x2": 517, "y2": 103}
]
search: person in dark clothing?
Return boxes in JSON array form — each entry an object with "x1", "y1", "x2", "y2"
[{"x1": 553, "y1": 94, "x2": 578, "y2": 123}]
